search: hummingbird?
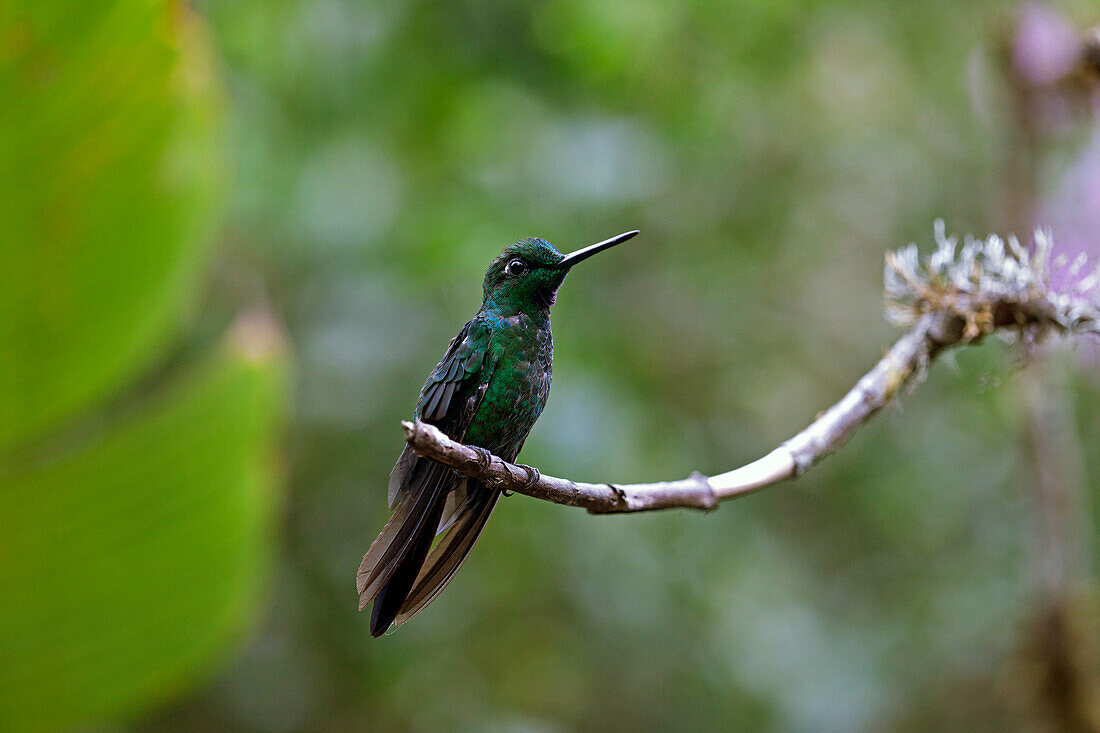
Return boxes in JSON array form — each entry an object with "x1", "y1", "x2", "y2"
[{"x1": 357, "y1": 229, "x2": 639, "y2": 636}]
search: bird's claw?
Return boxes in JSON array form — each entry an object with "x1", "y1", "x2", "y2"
[
  {"x1": 472, "y1": 446, "x2": 509, "y2": 493},
  {"x1": 502, "y1": 464, "x2": 539, "y2": 498},
  {"x1": 471, "y1": 446, "x2": 493, "y2": 471},
  {"x1": 607, "y1": 483, "x2": 627, "y2": 502},
  {"x1": 519, "y1": 464, "x2": 540, "y2": 488}
]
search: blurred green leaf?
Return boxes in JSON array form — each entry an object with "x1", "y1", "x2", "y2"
[
  {"x1": 0, "y1": 323, "x2": 288, "y2": 733},
  {"x1": 0, "y1": 1, "x2": 223, "y2": 449},
  {"x1": 0, "y1": 2, "x2": 290, "y2": 731}
]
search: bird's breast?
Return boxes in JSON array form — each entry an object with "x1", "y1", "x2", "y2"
[{"x1": 463, "y1": 316, "x2": 552, "y2": 460}]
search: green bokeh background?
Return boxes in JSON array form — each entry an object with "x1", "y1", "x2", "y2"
[{"x1": 3, "y1": 0, "x2": 1099, "y2": 731}]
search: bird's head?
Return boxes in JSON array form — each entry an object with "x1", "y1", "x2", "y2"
[{"x1": 482, "y1": 230, "x2": 638, "y2": 314}]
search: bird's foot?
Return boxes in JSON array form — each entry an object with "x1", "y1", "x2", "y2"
[
  {"x1": 502, "y1": 464, "x2": 539, "y2": 497},
  {"x1": 518, "y1": 464, "x2": 540, "y2": 490},
  {"x1": 472, "y1": 446, "x2": 509, "y2": 492},
  {"x1": 470, "y1": 446, "x2": 493, "y2": 471}
]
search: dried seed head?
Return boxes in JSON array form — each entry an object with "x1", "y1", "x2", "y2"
[{"x1": 885, "y1": 221, "x2": 1100, "y2": 342}]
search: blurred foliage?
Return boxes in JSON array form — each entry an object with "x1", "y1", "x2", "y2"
[
  {"x1": 0, "y1": 2, "x2": 287, "y2": 731},
  {"x1": 2, "y1": 0, "x2": 1098, "y2": 730},
  {"x1": 0, "y1": 332, "x2": 286, "y2": 732},
  {"x1": 0, "y1": 1, "x2": 222, "y2": 448}
]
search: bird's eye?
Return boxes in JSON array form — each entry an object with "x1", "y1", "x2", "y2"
[{"x1": 504, "y1": 259, "x2": 528, "y2": 276}]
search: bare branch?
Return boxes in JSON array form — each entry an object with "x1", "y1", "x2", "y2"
[
  {"x1": 401, "y1": 420, "x2": 717, "y2": 513},
  {"x1": 401, "y1": 228, "x2": 1100, "y2": 514}
]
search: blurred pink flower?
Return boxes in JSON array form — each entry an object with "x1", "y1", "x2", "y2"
[
  {"x1": 1042, "y1": 123, "x2": 1100, "y2": 298},
  {"x1": 1013, "y1": 3, "x2": 1081, "y2": 86}
]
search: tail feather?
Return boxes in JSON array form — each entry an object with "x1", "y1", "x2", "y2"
[
  {"x1": 394, "y1": 486, "x2": 500, "y2": 627},
  {"x1": 436, "y1": 478, "x2": 470, "y2": 534},
  {"x1": 360, "y1": 447, "x2": 500, "y2": 634},
  {"x1": 357, "y1": 460, "x2": 448, "y2": 610},
  {"x1": 387, "y1": 445, "x2": 416, "y2": 508},
  {"x1": 369, "y1": 492, "x2": 447, "y2": 637}
]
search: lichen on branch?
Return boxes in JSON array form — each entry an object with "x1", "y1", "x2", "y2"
[{"x1": 886, "y1": 220, "x2": 1100, "y2": 342}]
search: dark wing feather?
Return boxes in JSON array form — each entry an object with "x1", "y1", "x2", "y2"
[
  {"x1": 389, "y1": 320, "x2": 492, "y2": 509},
  {"x1": 416, "y1": 320, "x2": 490, "y2": 423}
]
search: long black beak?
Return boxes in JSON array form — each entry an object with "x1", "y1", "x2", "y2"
[{"x1": 556, "y1": 230, "x2": 639, "y2": 269}]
